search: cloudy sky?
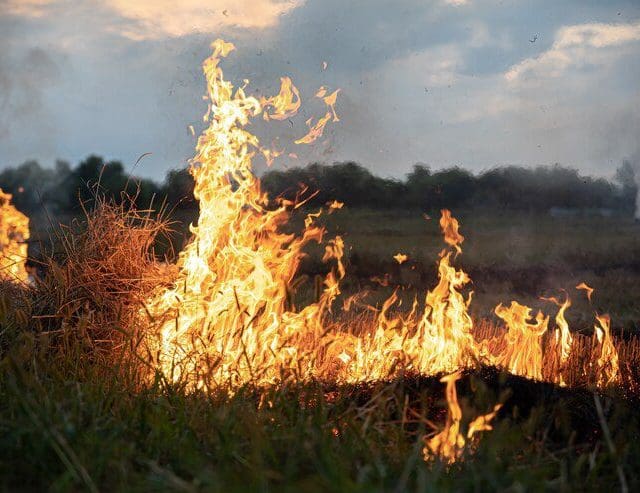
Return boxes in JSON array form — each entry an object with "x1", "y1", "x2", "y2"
[{"x1": 1, "y1": 0, "x2": 639, "y2": 180}]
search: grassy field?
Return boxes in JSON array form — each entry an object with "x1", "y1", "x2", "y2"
[
  {"x1": 4, "y1": 206, "x2": 639, "y2": 491},
  {"x1": 289, "y1": 208, "x2": 640, "y2": 332}
]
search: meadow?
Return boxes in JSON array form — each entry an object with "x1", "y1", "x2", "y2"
[{"x1": 2, "y1": 205, "x2": 638, "y2": 492}]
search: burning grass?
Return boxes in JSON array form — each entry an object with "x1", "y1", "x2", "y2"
[
  {"x1": 1, "y1": 38, "x2": 640, "y2": 490},
  {"x1": 1, "y1": 195, "x2": 173, "y2": 372}
]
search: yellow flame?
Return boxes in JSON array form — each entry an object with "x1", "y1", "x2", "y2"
[
  {"x1": 424, "y1": 372, "x2": 501, "y2": 463},
  {"x1": 493, "y1": 301, "x2": 549, "y2": 381},
  {"x1": 0, "y1": 188, "x2": 29, "y2": 282},
  {"x1": 393, "y1": 253, "x2": 408, "y2": 264},
  {"x1": 261, "y1": 76, "x2": 301, "y2": 121},
  {"x1": 593, "y1": 314, "x2": 620, "y2": 387},
  {"x1": 542, "y1": 294, "x2": 573, "y2": 386}
]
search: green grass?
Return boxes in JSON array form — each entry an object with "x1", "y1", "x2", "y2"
[{"x1": 1, "y1": 352, "x2": 638, "y2": 492}]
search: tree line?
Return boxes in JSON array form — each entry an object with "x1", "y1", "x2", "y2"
[{"x1": 0, "y1": 155, "x2": 636, "y2": 216}]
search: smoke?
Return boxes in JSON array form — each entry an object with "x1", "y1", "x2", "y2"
[{"x1": 0, "y1": 47, "x2": 60, "y2": 141}]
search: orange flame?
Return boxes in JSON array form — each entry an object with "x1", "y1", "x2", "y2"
[
  {"x1": 393, "y1": 253, "x2": 408, "y2": 264},
  {"x1": 493, "y1": 301, "x2": 549, "y2": 381},
  {"x1": 439, "y1": 209, "x2": 464, "y2": 255},
  {"x1": 593, "y1": 314, "x2": 620, "y2": 387},
  {"x1": 0, "y1": 188, "x2": 29, "y2": 282},
  {"x1": 261, "y1": 76, "x2": 301, "y2": 121},
  {"x1": 424, "y1": 372, "x2": 502, "y2": 463},
  {"x1": 576, "y1": 282, "x2": 594, "y2": 303},
  {"x1": 542, "y1": 294, "x2": 573, "y2": 386}
]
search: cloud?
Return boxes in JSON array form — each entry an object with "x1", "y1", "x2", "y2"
[
  {"x1": 1, "y1": 0, "x2": 304, "y2": 41},
  {"x1": 0, "y1": 0, "x2": 54, "y2": 18},
  {"x1": 105, "y1": 0, "x2": 304, "y2": 39},
  {"x1": 506, "y1": 22, "x2": 640, "y2": 84}
]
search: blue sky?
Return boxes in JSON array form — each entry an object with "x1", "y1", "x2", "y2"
[{"x1": 1, "y1": 0, "x2": 639, "y2": 180}]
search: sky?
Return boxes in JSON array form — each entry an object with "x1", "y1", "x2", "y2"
[{"x1": 1, "y1": 0, "x2": 639, "y2": 181}]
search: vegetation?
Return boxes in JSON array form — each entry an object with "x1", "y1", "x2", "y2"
[
  {"x1": 0, "y1": 157, "x2": 636, "y2": 215},
  {"x1": 262, "y1": 161, "x2": 637, "y2": 213},
  {"x1": 1, "y1": 159, "x2": 639, "y2": 491}
]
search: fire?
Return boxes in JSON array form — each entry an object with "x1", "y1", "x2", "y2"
[
  {"x1": 424, "y1": 372, "x2": 502, "y2": 463},
  {"x1": 144, "y1": 38, "x2": 623, "y2": 393},
  {"x1": 393, "y1": 253, "x2": 408, "y2": 264},
  {"x1": 144, "y1": 39, "x2": 341, "y2": 389},
  {"x1": 261, "y1": 76, "x2": 301, "y2": 121},
  {"x1": 593, "y1": 314, "x2": 620, "y2": 387},
  {"x1": 140, "y1": 38, "x2": 626, "y2": 463},
  {"x1": 576, "y1": 282, "x2": 594, "y2": 303},
  {"x1": 0, "y1": 188, "x2": 29, "y2": 282},
  {"x1": 294, "y1": 86, "x2": 340, "y2": 145},
  {"x1": 492, "y1": 302, "x2": 548, "y2": 381},
  {"x1": 543, "y1": 294, "x2": 573, "y2": 386}
]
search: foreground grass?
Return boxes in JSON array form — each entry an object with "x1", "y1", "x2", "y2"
[{"x1": 1, "y1": 350, "x2": 638, "y2": 492}]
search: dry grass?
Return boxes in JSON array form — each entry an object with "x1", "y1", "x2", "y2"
[{"x1": 1, "y1": 195, "x2": 175, "y2": 369}]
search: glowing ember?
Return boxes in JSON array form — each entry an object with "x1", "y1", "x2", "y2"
[
  {"x1": 0, "y1": 188, "x2": 29, "y2": 282},
  {"x1": 393, "y1": 253, "x2": 408, "y2": 264}
]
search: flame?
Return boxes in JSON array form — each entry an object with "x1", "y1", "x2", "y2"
[
  {"x1": 294, "y1": 114, "x2": 333, "y2": 145},
  {"x1": 261, "y1": 76, "x2": 301, "y2": 121},
  {"x1": 393, "y1": 253, "x2": 408, "y2": 264},
  {"x1": 542, "y1": 294, "x2": 573, "y2": 386},
  {"x1": 144, "y1": 39, "x2": 348, "y2": 389},
  {"x1": 143, "y1": 34, "x2": 623, "y2": 390},
  {"x1": 493, "y1": 301, "x2": 549, "y2": 381},
  {"x1": 321, "y1": 88, "x2": 341, "y2": 122},
  {"x1": 295, "y1": 87, "x2": 340, "y2": 145},
  {"x1": 593, "y1": 314, "x2": 620, "y2": 387},
  {"x1": 424, "y1": 372, "x2": 501, "y2": 463},
  {"x1": 0, "y1": 188, "x2": 29, "y2": 282},
  {"x1": 576, "y1": 282, "x2": 594, "y2": 302},
  {"x1": 439, "y1": 209, "x2": 464, "y2": 255}
]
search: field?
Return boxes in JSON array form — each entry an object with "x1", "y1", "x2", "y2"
[
  {"x1": 2, "y1": 207, "x2": 640, "y2": 491},
  {"x1": 292, "y1": 208, "x2": 640, "y2": 330}
]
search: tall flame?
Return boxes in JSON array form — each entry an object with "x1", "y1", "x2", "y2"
[
  {"x1": 593, "y1": 314, "x2": 620, "y2": 387},
  {"x1": 144, "y1": 40, "x2": 341, "y2": 389},
  {"x1": 0, "y1": 188, "x2": 29, "y2": 282}
]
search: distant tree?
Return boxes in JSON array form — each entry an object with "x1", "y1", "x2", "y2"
[
  {"x1": 64, "y1": 155, "x2": 160, "y2": 210},
  {"x1": 162, "y1": 168, "x2": 195, "y2": 209},
  {"x1": 0, "y1": 159, "x2": 71, "y2": 213},
  {"x1": 405, "y1": 164, "x2": 432, "y2": 209}
]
